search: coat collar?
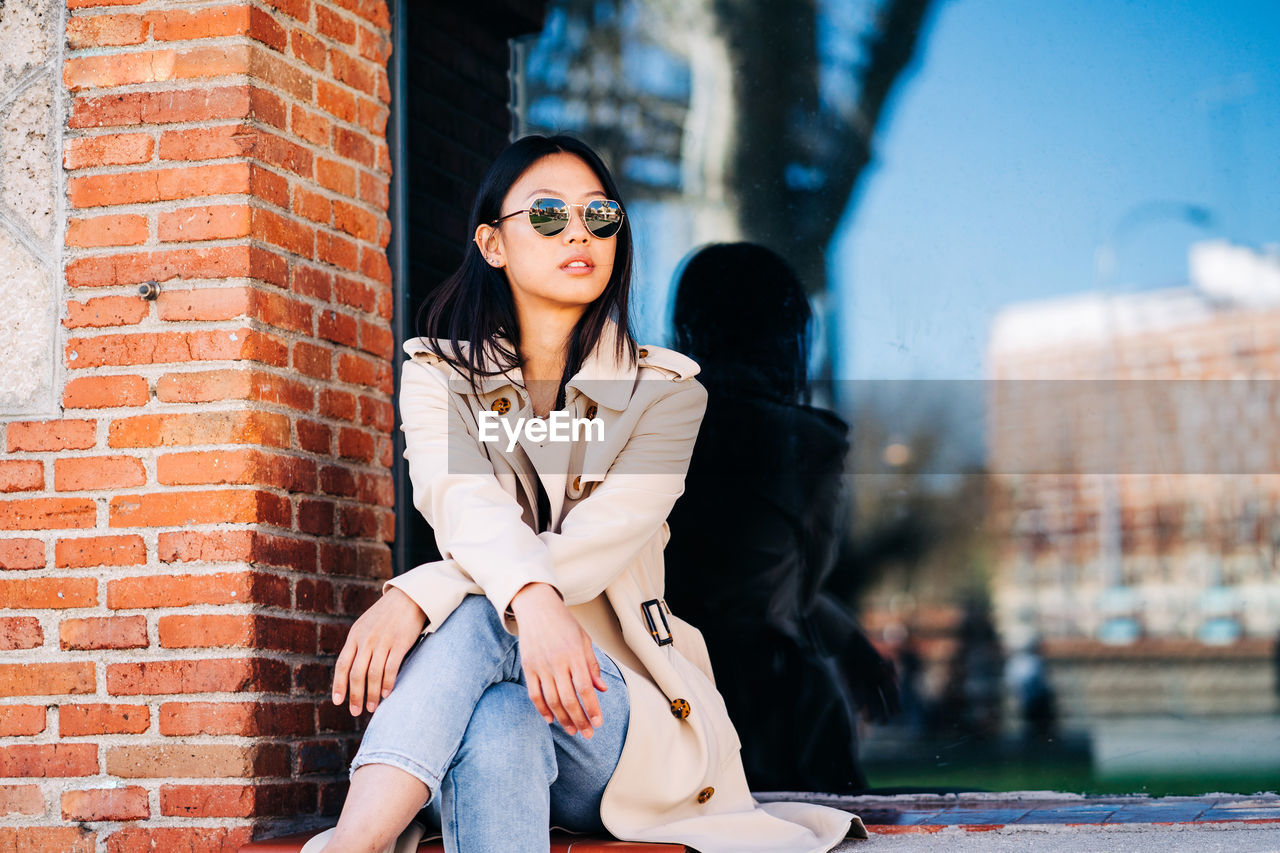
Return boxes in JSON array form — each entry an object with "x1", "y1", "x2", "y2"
[{"x1": 404, "y1": 316, "x2": 639, "y2": 411}]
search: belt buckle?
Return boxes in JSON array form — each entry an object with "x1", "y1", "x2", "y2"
[{"x1": 641, "y1": 598, "x2": 673, "y2": 647}]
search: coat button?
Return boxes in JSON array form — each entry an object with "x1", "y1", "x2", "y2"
[
  {"x1": 492, "y1": 397, "x2": 510, "y2": 414},
  {"x1": 669, "y1": 698, "x2": 690, "y2": 719},
  {"x1": 697, "y1": 786, "x2": 714, "y2": 804},
  {"x1": 638, "y1": 347, "x2": 649, "y2": 358},
  {"x1": 584, "y1": 404, "x2": 597, "y2": 420}
]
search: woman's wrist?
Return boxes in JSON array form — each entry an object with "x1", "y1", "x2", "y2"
[{"x1": 510, "y1": 581, "x2": 562, "y2": 614}]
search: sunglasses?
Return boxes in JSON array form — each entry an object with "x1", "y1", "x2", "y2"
[{"x1": 490, "y1": 197, "x2": 625, "y2": 239}]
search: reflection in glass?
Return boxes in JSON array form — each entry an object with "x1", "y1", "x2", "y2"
[{"x1": 511, "y1": 0, "x2": 1280, "y2": 798}]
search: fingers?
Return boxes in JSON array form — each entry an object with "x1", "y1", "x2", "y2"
[
  {"x1": 347, "y1": 644, "x2": 370, "y2": 716},
  {"x1": 364, "y1": 646, "x2": 387, "y2": 714},
  {"x1": 380, "y1": 637, "x2": 415, "y2": 701},
  {"x1": 526, "y1": 674, "x2": 554, "y2": 725},
  {"x1": 332, "y1": 638, "x2": 355, "y2": 706},
  {"x1": 554, "y1": 669, "x2": 592, "y2": 737}
]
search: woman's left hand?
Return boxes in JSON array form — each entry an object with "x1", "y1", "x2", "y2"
[{"x1": 510, "y1": 582, "x2": 609, "y2": 737}]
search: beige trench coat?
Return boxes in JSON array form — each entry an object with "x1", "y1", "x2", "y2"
[{"x1": 384, "y1": 317, "x2": 868, "y2": 852}]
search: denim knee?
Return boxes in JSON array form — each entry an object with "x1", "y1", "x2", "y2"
[{"x1": 453, "y1": 681, "x2": 556, "y2": 787}]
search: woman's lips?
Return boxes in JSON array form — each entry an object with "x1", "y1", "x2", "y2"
[{"x1": 560, "y1": 260, "x2": 595, "y2": 275}]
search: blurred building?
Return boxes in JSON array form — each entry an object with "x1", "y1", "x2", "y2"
[{"x1": 986, "y1": 239, "x2": 1280, "y2": 722}]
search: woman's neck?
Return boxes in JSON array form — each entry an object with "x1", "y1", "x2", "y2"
[
  {"x1": 514, "y1": 303, "x2": 585, "y2": 416},
  {"x1": 515, "y1": 305, "x2": 583, "y2": 381}
]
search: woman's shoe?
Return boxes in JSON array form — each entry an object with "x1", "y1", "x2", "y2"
[{"x1": 299, "y1": 819, "x2": 426, "y2": 853}]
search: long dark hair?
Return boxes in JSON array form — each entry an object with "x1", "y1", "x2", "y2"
[
  {"x1": 672, "y1": 242, "x2": 812, "y2": 403},
  {"x1": 417, "y1": 134, "x2": 637, "y2": 397}
]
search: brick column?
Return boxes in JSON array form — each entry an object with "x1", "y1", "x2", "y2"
[{"x1": 1, "y1": 0, "x2": 394, "y2": 848}]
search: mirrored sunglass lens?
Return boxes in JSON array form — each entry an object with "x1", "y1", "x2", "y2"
[
  {"x1": 584, "y1": 201, "x2": 623, "y2": 237},
  {"x1": 528, "y1": 198, "x2": 569, "y2": 235}
]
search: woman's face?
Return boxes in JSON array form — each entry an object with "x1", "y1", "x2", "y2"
[{"x1": 476, "y1": 152, "x2": 617, "y2": 315}]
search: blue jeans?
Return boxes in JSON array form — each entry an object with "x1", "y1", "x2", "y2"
[{"x1": 350, "y1": 594, "x2": 630, "y2": 853}]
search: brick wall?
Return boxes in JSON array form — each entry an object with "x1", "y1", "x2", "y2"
[{"x1": 1, "y1": 0, "x2": 396, "y2": 848}]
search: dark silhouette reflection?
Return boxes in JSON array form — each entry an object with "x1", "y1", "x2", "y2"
[{"x1": 663, "y1": 242, "x2": 899, "y2": 794}]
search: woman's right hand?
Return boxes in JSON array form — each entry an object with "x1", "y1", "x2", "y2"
[
  {"x1": 332, "y1": 586, "x2": 428, "y2": 716},
  {"x1": 509, "y1": 582, "x2": 608, "y2": 738}
]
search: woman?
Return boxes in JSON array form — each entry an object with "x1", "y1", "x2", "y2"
[{"x1": 304, "y1": 135, "x2": 867, "y2": 853}]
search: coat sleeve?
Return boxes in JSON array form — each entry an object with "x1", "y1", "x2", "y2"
[
  {"x1": 386, "y1": 356, "x2": 562, "y2": 630},
  {"x1": 387, "y1": 371, "x2": 707, "y2": 629}
]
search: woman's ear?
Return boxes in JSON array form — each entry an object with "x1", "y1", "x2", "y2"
[{"x1": 474, "y1": 224, "x2": 505, "y2": 268}]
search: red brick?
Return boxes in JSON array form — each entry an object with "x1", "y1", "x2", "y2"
[
  {"x1": 159, "y1": 701, "x2": 314, "y2": 737},
  {"x1": 158, "y1": 614, "x2": 315, "y2": 653},
  {"x1": 155, "y1": 286, "x2": 250, "y2": 321},
  {"x1": 359, "y1": 320, "x2": 394, "y2": 359},
  {"x1": 106, "y1": 743, "x2": 288, "y2": 778},
  {"x1": 160, "y1": 781, "x2": 315, "y2": 818},
  {"x1": 157, "y1": 123, "x2": 253, "y2": 161},
  {"x1": 252, "y1": 207, "x2": 314, "y2": 256},
  {"x1": 70, "y1": 85, "x2": 251, "y2": 129},
  {"x1": 250, "y1": 162, "x2": 290, "y2": 208},
  {"x1": 0, "y1": 663, "x2": 96, "y2": 697},
  {"x1": 55, "y1": 457, "x2": 147, "y2": 492},
  {"x1": 296, "y1": 420, "x2": 331, "y2": 454},
  {"x1": 246, "y1": 44, "x2": 314, "y2": 101},
  {"x1": 157, "y1": 448, "x2": 316, "y2": 491},
  {"x1": 291, "y1": 264, "x2": 332, "y2": 300},
  {"x1": 316, "y1": 6, "x2": 356, "y2": 43},
  {"x1": 318, "y1": 308, "x2": 358, "y2": 347},
  {"x1": 63, "y1": 44, "x2": 253, "y2": 92},
  {"x1": 105, "y1": 826, "x2": 253, "y2": 853},
  {"x1": 66, "y1": 213, "x2": 148, "y2": 247},
  {"x1": 158, "y1": 203, "x2": 250, "y2": 242},
  {"x1": 106, "y1": 658, "x2": 291, "y2": 696},
  {"x1": 248, "y1": 6, "x2": 289, "y2": 51},
  {"x1": 59, "y1": 704, "x2": 150, "y2": 736},
  {"x1": 66, "y1": 13, "x2": 148, "y2": 47},
  {"x1": 61, "y1": 615, "x2": 148, "y2": 650},
  {"x1": 155, "y1": 369, "x2": 312, "y2": 410},
  {"x1": 0, "y1": 706, "x2": 47, "y2": 737},
  {"x1": 108, "y1": 410, "x2": 290, "y2": 448},
  {"x1": 315, "y1": 156, "x2": 355, "y2": 195},
  {"x1": 66, "y1": 245, "x2": 254, "y2": 288},
  {"x1": 0, "y1": 499, "x2": 97, "y2": 531},
  {"x1": 68, "y1": 162, "x2": 250, "y2": 208},
  {"x1": 290, "y1": 29, "x2": 327, "y2": 71},
  {"x1": 0, "y1": 540, "x2": 45, "y2": 570},
  {"x1": 293, "y1": 185, "x2": 331, "y2": 223},
  {"x1": 359, "y1": 167, "x2": 389, "y2": 207},
  {"x1": 55, "y1": 534, "x2": 146, "y2": 568},
  {"x1": 316, "y1": 230, "x2": 358, "y2": 268},
  {"x1": 337, "y1": 427, "x2": 374, "y2": 463},
  {"x1": 335, "y1": 126, "x2": 375, "y2": 167},
  {"x1": 67, "y1": 329, "x2": 289, "y2": 369},
  {"x1": 264, "y1": 0, "x2": 309, "y2": 22},
  {"x1": 297, "y1": 498, "x2": 333, "y2": 535},
  {"x1": 63, "y1": 375, "x2": 150, "y2": 409},
  {"x1": 63, "y1": 294, "x2": 150, "y2": 328},
  {"x1": 329, "y1": 49, "x2": 373, "y2": 95},
  {"x1": 6, "y1": 420, "x2": 96, "y2": 452},
  {"x1": 108, "y1": 489, "x2": 291, "y2": 528},
  {"x1": 0, "y1": 827, "x2": 94, "y2": 853},
  {"x1": 63, "y1": 786, "x2": 149, "y2": 821},
  {"x1": 333, "y1": 199, "x2": 378, "y2": 242},
  {"x1": 0, "y1": 744, "x2": 97, "y2": 777},
  {"x1": 0, "y1": 461, "x2": 42, "y2": 493},
  {"x1": 147, "y1": 4, "x2": 249, "y2": 40},
  {"x1": 63, "y1": 133, "x2": 154, "y2": 169},
  {"x1": 318, "y1": 388, "x2": 356, "y2": 421},
  {"x1": 108, "y1": 571, "x2": 289, "y2": 608},
  {"x1": 316, "y1": 79, "x2": 356, "y2": 122},
  {"x1": 0, "y1": 784, "x2": 44, "y2": 817},
  {"x1": 0, "y1": 617, "x2": 44, "y2": 650}
]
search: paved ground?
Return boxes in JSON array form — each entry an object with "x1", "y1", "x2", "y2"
[{"x1": 757, "y1": 790, "x2": 1280, "y2": 852}]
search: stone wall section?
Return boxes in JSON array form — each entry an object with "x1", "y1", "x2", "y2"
[
  {"x1": 1, "y1": 0, "x2": 395, "y2": 849},
  {"x1": 0, "y1": 0, "x2": 63, "y2": 415}
]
